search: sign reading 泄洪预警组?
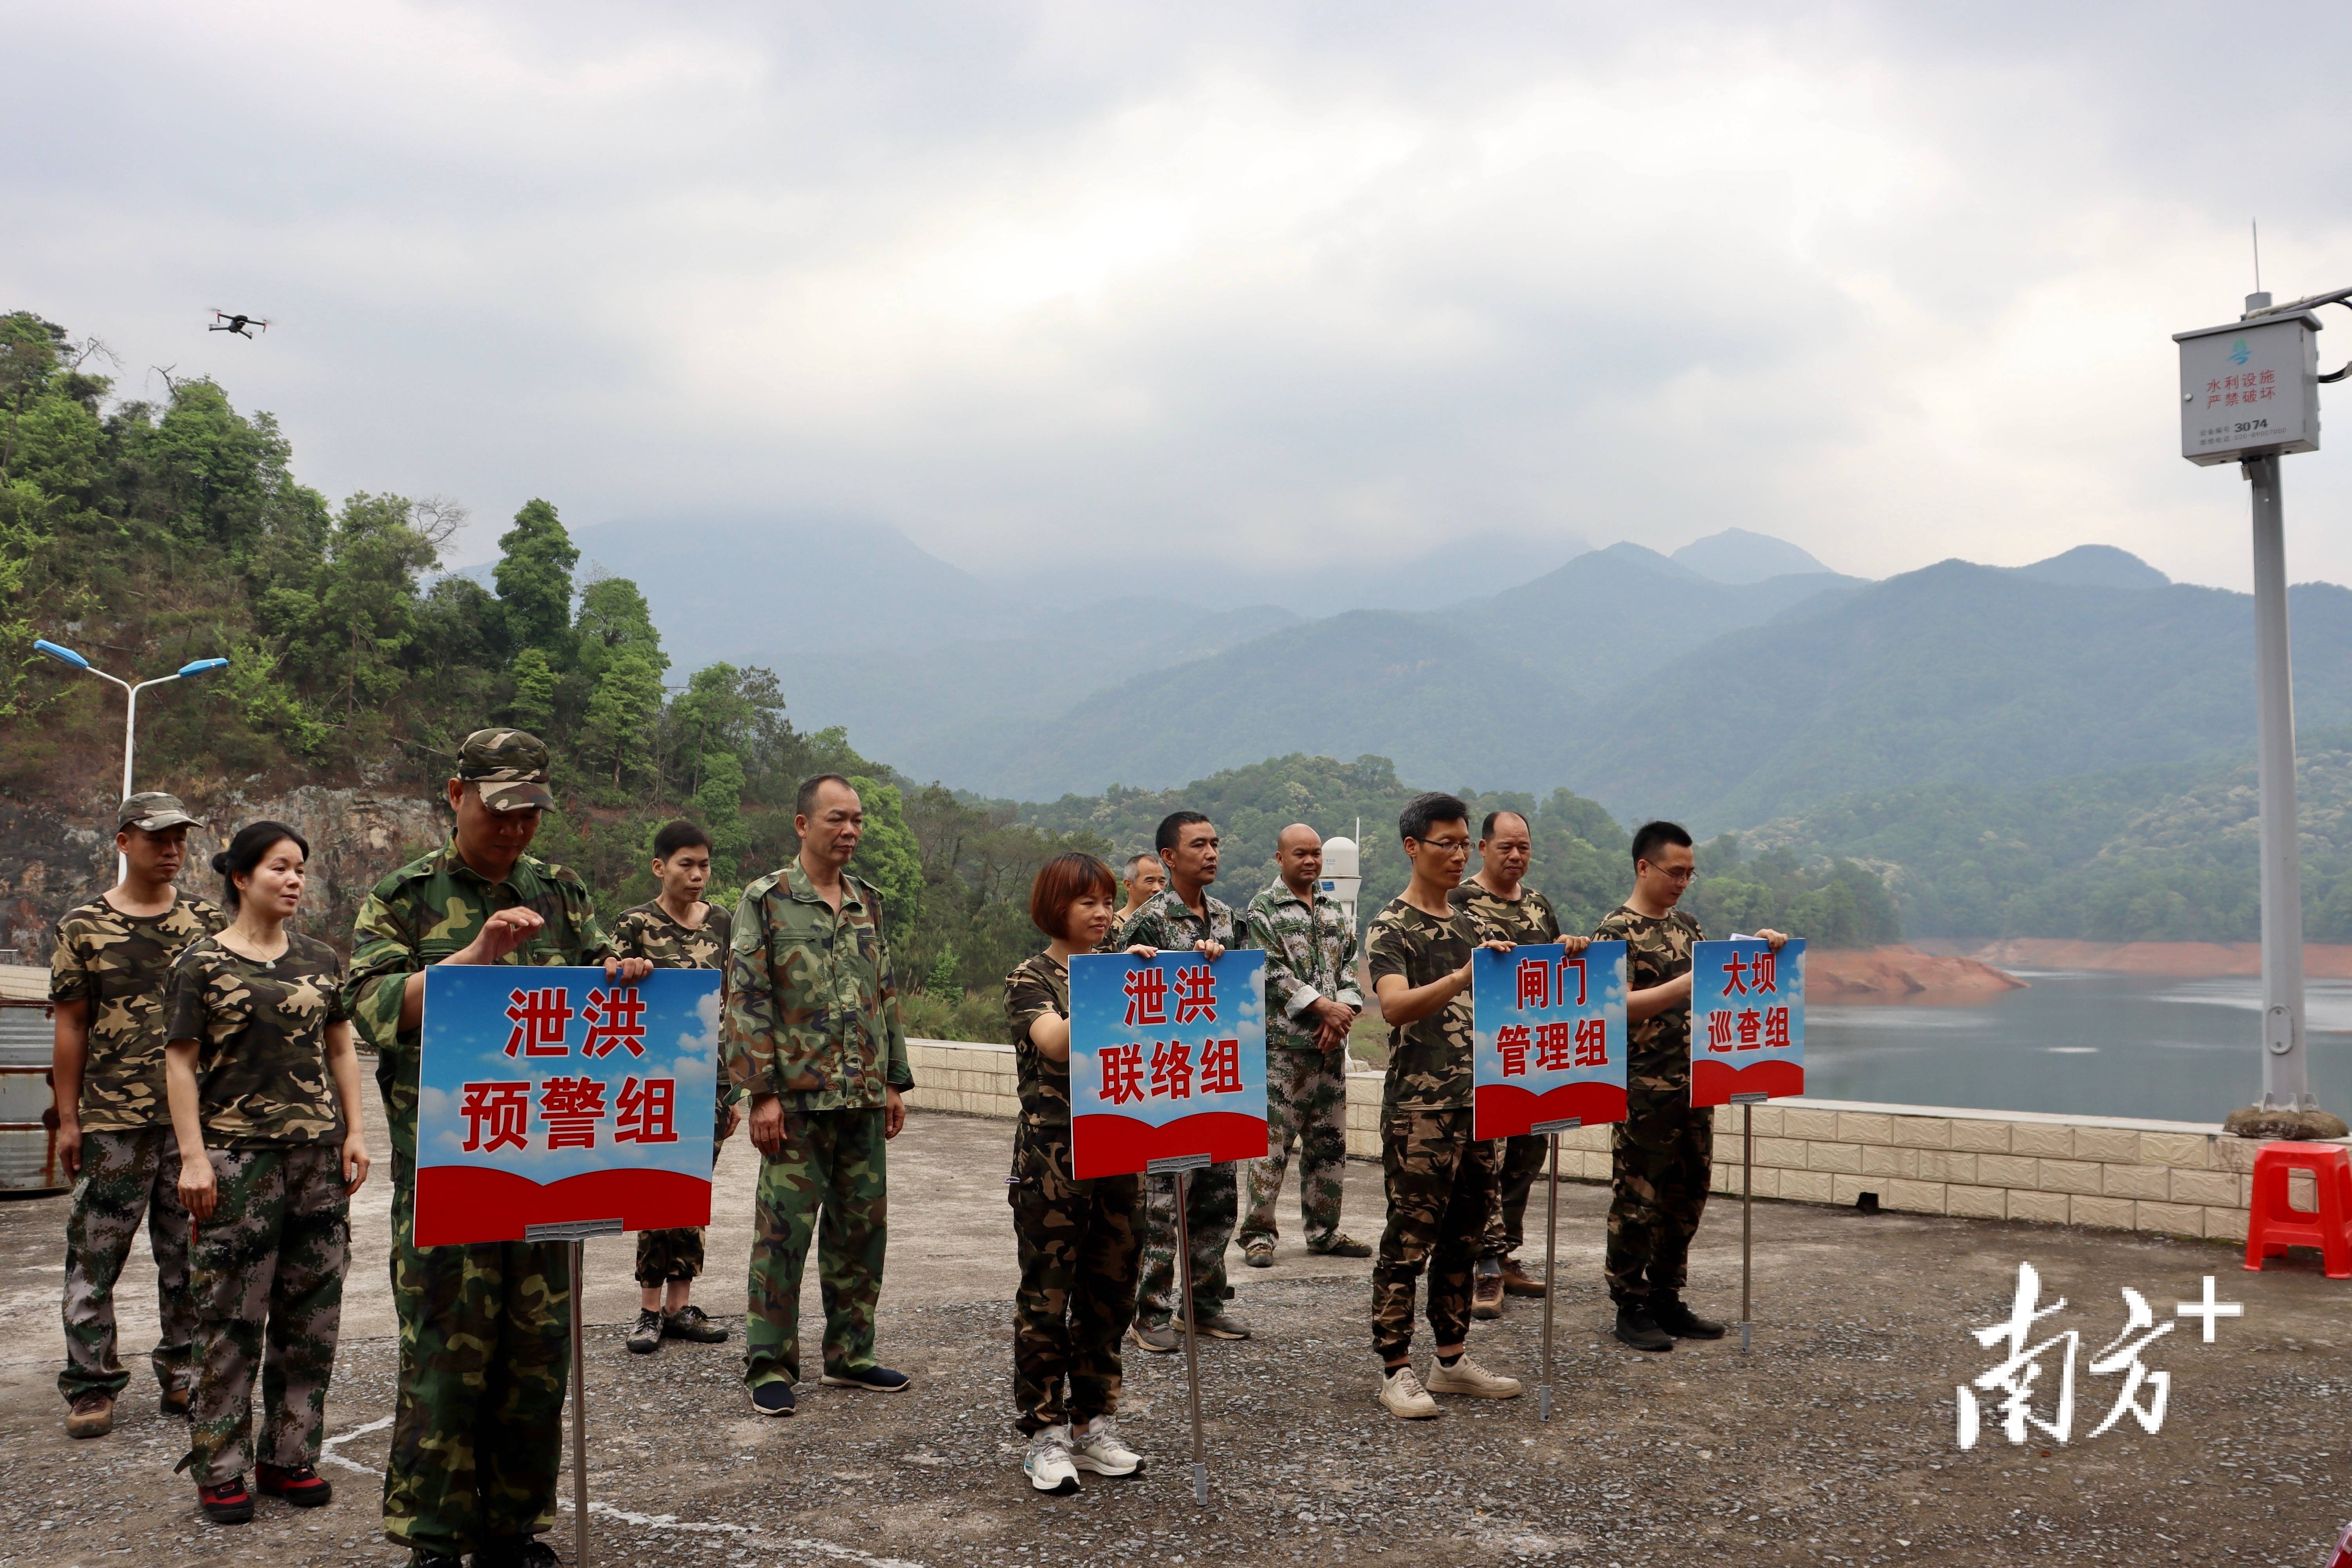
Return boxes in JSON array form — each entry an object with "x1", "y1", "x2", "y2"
[
  {"x1": 415, "y1": 965, "x2": 721, "y2": 1245},
  {"x1": 1068, "y1": 950, "x2": 1267, "y2": 1180},
  {"x1": 1470, "y1": 942, "x2": 1628, "y2": 1139},
  {"x1": 2174, "y1": 311, "x2": 2322, "y2": 466},
  {"x1": 1689, "y1": 937, "x2": 1806, "y2": 1108}
]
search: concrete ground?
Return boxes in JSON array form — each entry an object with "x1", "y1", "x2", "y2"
[{"x1": 0, "y1": 1097, "x2": 2347, "y2": 1568}]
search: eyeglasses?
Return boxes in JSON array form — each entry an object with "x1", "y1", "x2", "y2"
[{"x1": 1414, "y1": 838, "x2": 1473, "y2": 854}]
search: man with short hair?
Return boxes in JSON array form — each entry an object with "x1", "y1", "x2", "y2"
[
  {"x1": 50, "y1": 793, "x2": 225, "y2": 1440},
  {"x1": 1122, "y1": 811, "x2": 1256, "y2": 1351},
  {"x1": 1595, "y1": 820, "x2": 1785, "y2": 1354},
  {"x1": 1239, "y1": 823, "x2": 1368, "y2": 1266},
  {"x1": 347, "y1": 730, "x2": 652, "y2": 1568},
  {"x1": 1450, "y1": 808, "x2": 1562, "y2": 1316},
  {"x1": 730, "y1": 773, "x2": 915, "y2": 1416},
  {"x1": 1114, "y1": 853, "x2": 1166, "y2": 929}
]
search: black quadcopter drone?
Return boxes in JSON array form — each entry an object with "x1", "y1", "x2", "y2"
[{"x1": 208, "y1": 310, "x2": 270, "y2": 338}]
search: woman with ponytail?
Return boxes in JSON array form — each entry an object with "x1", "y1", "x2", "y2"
[{"x1": 162, "y1": 822, "x2": 369, "y2": 1526}]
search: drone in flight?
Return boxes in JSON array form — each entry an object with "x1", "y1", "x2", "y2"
[{"x1": 208, "y1": 310, "x2": 270, "y2": 338}]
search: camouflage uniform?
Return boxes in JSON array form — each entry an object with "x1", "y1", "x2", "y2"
[
  {"x1": 164, "y1": 933, "x2": 352, "y2": 1485},
  {"x1": 49, "y1": 887, "x2": 225, "y2": 1405},
  {"x1": 1450, "y1": 882, "x2": 1563, "y2": 1259},
  {"x1": 1364, "y1": 895, "x2": 1497, "y2": 1363},
  {"x1": 1591, "y1": 904, "x2": 1711, "y2": 1307},
  {"x1": 1239, "y1": 882, "x2": 1361, "y2": 1252},
  {"x1": 609, "y1": 900, "x2": 740, "y2": 1286},
  {"x1": 725, "y1": 862, "x2": 913, "y2": 1390},
  {"x1": 1118, "y1": 887, "x2": 1252, "y2": 1330},
  {"x1": 347, "y1": 738, "x2": 608, "y2": 1561},
  {"x1": 1004, "y1": 951, "x2": 1142, "y2": 1433}
]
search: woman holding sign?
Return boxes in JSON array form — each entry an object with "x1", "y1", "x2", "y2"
[
  {"x1": 1001, "y1": 852, "x2": 1152, "y2": 1495},
  {"x1": 162, "y1": 822, "x2": 369, "y2": 1526}
]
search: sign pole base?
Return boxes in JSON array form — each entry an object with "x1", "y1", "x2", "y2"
[
  {"x1": 1731, "y1": 1096, "x2": 1762, "y2": 1354},
  {"x1": 526, "y1": 1218, "x2": 621, "y2": 1567}
]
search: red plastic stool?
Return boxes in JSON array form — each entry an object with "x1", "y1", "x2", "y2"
[{"x1": 2243, "y1": 1141, "x2": 2352, "y2": 1279}]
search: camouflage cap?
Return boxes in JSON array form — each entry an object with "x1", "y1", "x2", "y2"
[
  {"x1": 117, "y1": 791, "x2": 201, "y2": 833},
  {"x1": 456, "y1": 728, "x2": 556, "y2": 813}
]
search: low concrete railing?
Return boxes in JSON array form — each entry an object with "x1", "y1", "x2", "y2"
[{"x1": 908, "y1": 1038, "x2": 2345, "y2": 1245}]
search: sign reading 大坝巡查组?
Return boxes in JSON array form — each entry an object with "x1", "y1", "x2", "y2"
[
  {"x1": 1068, "y1": 950, "x2": 1267, "y2": 1180},
  {"x1": 415, "y1": 965, "x2": 721, "y2": 1245},
  {"x1": 1689, "y1": 937, "x2": 1806, "y2": 1108},
  {"x1": 1470, "y1": 942, "x2": 1628, "y2": 1140}
]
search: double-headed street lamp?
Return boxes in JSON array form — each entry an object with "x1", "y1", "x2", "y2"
[{"x1": 33, "y1": 639, "x2": 229, "y2": 879}]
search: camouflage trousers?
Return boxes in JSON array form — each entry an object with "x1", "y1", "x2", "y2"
[
  {"x1": 1008, "y1": 1122, "x2": 1142, "y2": 1434},
  {"x1": 182, "y1": 1145, "x2": 348, "y2": 1485},
  {"x1": 744, "y1": 1106, "x2": 888, "y2": 1388},
  {"x1": 636, "y1": 1101, "x2": 730, "y2": 1285},
  {"x1": 1241, "y1": 1047, "x2": 1350, "y2": 1250},
  {"x1": 382, "y1": 1154, "x2": 572, "y2": 1557},
  {"x1": 60, "y1": 1126, "x2": 196, "y2": 1404},
  {"x1": 1481, "y1": 1133, "x2": 1551, "y2": 1259},
  {"x1": 1372, "y1": 1108, "x2": 1495, "y2": 1364},
  {"x1": 1136, "y1": 1162, "x2": 1236, "y2": 1330},
  {"x1": 1606, "y1": 1098, "x2": 1714, "y2": 1305}
]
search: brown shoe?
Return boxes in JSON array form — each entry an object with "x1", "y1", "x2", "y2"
[
  {"x1": 66, "y1": 1392, "x2": 115, "y2": 1439},
  {"x1": 1471, "y1": 1272, "x2": 1506, "y2": 1319},
  {"x1": 1499, "y1": 1258, "x2": 1547, "y2": 1297}
]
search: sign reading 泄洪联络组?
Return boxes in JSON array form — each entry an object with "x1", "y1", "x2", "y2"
[
  {"x1": 1068, "y1": 950, "x2": 1267, "y2": 1180},
  {"x1": 1689, "y1": 937, "x2": 1806, "y2": 1108},
  {"x1": 415, "y1": 965, "x2": 721, "y2": 1245},
  {"x1": 1470, "y1": 942, "x2": 1628, "y2": 1139}
]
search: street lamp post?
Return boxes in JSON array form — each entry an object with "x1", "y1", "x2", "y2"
[{"x1": 33, "y1": 639, "x2": 230, "y2": 881}]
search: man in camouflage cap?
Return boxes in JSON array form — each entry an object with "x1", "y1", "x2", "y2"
[
  {"x1": 50, "y1": 791, "x2": 225, "y2": 1439},
  {"x1": 345, "y1": 729, "x2": 650, "y2": 1568}
]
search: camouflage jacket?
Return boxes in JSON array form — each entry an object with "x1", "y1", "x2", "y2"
[
  {"x1": 1115, "y1": 886, "x2": 1248, "y2": 954},
  {"x1": 50, "y1": 891, "x2": 227, "y2": 1131},
  {"x1": 165, "y1": 933, "x2": 349, "y2": 1146},
  {"x1": 345, "y1": 843, "x2": 613, "y2": 1162},
  {"x1": 1593, "y1": 903, "x2": 1705, "y2": 1101},
  {"x1": 723, "y1": 861, "x2": 913, "y2": 1108},
  {"x1": 1002, "y1": 950, "x2": 1071, "y2": 1131},
  {"x1": 1449, "y1": 881, "x2": 1563, "y2": 948},
  {"x1": 611, "y1": 899, "x2": 743, "y2": 1112},
  {"x1": 1364, "y1": 894, "x2": 1480, "y2": 1113},
  {"x1": 1243, "y1": 884, "x2": 1362, "y2": 1053}
]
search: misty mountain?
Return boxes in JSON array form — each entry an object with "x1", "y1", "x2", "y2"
[
  {"x1": 1671, "y1": 527, "x2": 1831, "y2": 583},
  {"x1": 2007, "y1": 544, "x2": 2171, "y2": 590}
]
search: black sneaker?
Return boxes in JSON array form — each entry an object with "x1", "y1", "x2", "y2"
[
  {"x1": 197, "y1": 1475, "x2": 253, "y2": 1524},
  {"x1": 1613, "y1": 1303, "x2": 1674, "y2": 1352},
  {"x1": 255, "y1": 1461, "x2": 332, "y2": 1506},
  {"x1": 820, "y1": 1364, "x2": 910, "y2": 1392},
  {"x1": 664, "y1": 1305, "x2": 730, "y2": 1344},
  {"x1": 1651, "y1": 1296, "x2": 1727, "y2": 1340},
  {"x1": 626, "y1": 1308, "x2": 663, "y2": 1355},
  {"x1": 475, "y1": 1538, "x2": 561, "y2": 1567},
  {"x1": 749, "y1": 1381, "x2": 797, "y2": 1416}
]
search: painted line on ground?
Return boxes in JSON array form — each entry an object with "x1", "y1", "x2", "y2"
[{"x1": 319, "y1": 1414, "x2": 392, "y2": 1475}]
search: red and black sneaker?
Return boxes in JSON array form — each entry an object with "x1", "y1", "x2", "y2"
[
  {"x1": 197, "y1": 1475, "x2": 253, "y2": 1524},
  {"x1": 256, "y1": 1462, "x2": 333, "y2": 1507}
]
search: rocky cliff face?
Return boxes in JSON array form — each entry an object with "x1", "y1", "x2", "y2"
[{"x1": 0, "y1": 782, "x2": 445, "y2": 961}]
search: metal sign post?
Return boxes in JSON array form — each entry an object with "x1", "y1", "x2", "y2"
[
  {"x1": 1731, "y1": 1094, "x2": 1766, "y2": 1353},
  {"x1": 1529, "y1": 1116, "x2": 1580, "y2": 1421},
  {"x1": 1155, "y1": 1154, "x2": 1212, "y2": 1505},
  {"x1": 526, "y1": 1216, "x2": 624, "y2": 1567}
]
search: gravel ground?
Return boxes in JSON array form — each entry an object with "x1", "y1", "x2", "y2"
[{"x1": 1, "y1": 1112, "x2": 2346, "y2": 1567}]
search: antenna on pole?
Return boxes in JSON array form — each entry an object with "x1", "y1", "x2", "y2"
[{"x1": 2252, "y1": 218, "x2": 2262, "y2": 295}]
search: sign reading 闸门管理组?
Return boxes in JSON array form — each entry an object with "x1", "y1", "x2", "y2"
[
  {"x1": 2174, "y1": 312, "x2": 2322, "y2": 466},
  {"x1": 415, "y1": 965, "x2": 721, "y2": 1245},
  {"x1": 1689, "y1": 938, "x2": 1806, "y2": 1108},
  {"x1": 1470, "y1": 942, "x2": 1628, "y2": 1140},
  {"x1": 1068, "y1": 950, "x2": 1267, "y2": 1180}
]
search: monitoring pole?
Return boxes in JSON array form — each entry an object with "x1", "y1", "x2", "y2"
[{"x1": 2245, "y1": 450, "x2": 2311, "y2": 1114}]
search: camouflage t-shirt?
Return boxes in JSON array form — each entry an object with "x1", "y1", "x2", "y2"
[
  {"x1": 1364, "y1": 894, "x2": 1480, "y2": 1114},
  {"x1": 1449, "y1": 881, "x2": 1562, "y2": 949},
  {"x1": 610, "y1": 899, "x2": 741, "y2": 1116},
  {"x1": 165, "y1": 933, "x2": 350, "y2": 1146},
  {"x1": 1002, "y1": 951, "x2": 1072, "y2": 1131},
  {"x1": 49, "y1": 891, "x2": 229, "y2": 1131},
  {"x1": 1592, "y1": 903, "x2": 1705, "y2": 1102},
  {"x1": 1115, "y1": 886, "x2": 1247, "y2": 954}
]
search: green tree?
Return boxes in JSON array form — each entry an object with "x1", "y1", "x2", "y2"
[
  {"x1": 507, "y1": 646, "x2": 557, "y2": 733},
  {"x1": 493, "y1": 498, "x2": 578, "y2": 658},
  {"x1": 580, "y1": 644, "x2": 665, "y2": 789},
  {"x1": 848, "y1": 775, "x2": 925, "y2": 940}
]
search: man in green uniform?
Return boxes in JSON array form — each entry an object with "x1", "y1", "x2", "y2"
[
  {"x1": 729, "y1": 773, "x2": 914, "y2": 1416},
  {"x1": 50, "y1": 792, "x2": 225, "y2": 1439},
  {"x1": 1114, "y1": 852, "x2": 1166, "y2": 929},
  {"x1": 1449, "y1": 808, "x2": 1562, "y2": 1316},
  {"x1": 345, "y1": 730, "x2": 651, "y2": 1568},
  {"x1": 1120, "y1": 810, "x2": 1256, "y2": 1351},
  {"x1": 609, "y1": 819, "x2": 740, "y2": 1354},
  {"x1": 1239, "y1": 823, "x2": 1368, "y2": 1266},
  {"x1": 1593, "y1": 820, "x2": 1784, "y2": 1353}
]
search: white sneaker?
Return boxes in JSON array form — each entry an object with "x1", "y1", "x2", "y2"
[
  {"x1": 1024, "y1": 1425, "x2": 1082, "y2": 1495},
  {"x1": 1379, "y1": 1363, "x2": 1441, "y2": 1419},
  {"x1": 1070, "y1": 1416, "x2": 1144, "y2": 1477},
  {"x1": 1424, "y1": 1352, "x2": 1523, "y2": 1399}
]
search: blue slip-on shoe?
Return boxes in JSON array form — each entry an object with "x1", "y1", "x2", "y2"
[
  {"x1": 749, "y1": 1381, "x2": 798, "y2": 1416},
  {"x1": 819, "y1": 1364, "x2": 911, "y2": 1392}
]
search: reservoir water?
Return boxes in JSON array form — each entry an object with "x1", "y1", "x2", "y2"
[{"x1": 1806, "y1": 968, "x2": 2352, "y2": 1123}]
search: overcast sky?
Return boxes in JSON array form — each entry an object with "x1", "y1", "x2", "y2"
[{"x1": 8, "y1": 2, "x2": 2351, "y2": 593}]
